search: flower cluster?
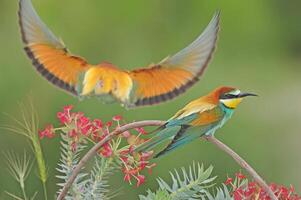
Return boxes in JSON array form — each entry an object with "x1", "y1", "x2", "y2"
[
  {"x1": 225, "y1": 172, "x2": 301, "y2": 200},
  {"x1": 113, "y1": 126, "x2": 156, "y2": 187},
  {"x1": 38, "y1": 105, "x2": 156, "y2": 187}
]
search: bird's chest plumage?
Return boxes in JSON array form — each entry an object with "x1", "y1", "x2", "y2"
[
  {"x1": 203, "y1": 104, "x2": 234, "y2": 136},
  {"x1": 80, "y1": 66, "x2": 133, "y2": 102}
]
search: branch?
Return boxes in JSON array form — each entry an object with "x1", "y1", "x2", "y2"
[
  {"x1": 57, "y1": 120, "x2": 277, "y2": 200},
  {"x1": 205, "y1": 136, "x2": 278, "y2": 200},
  {"x1": 56, "y1": 120, "x2": 164, "y2": 200}
]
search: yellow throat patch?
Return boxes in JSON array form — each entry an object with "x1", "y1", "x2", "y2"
[{"x1": 221, "y1": 98, "x2": 243, "y2": 109}]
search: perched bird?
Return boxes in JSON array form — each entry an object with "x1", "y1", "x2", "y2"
[
  {"x1": 135, "y1": 86, "x2": 257, "y2": 158},
  {"x1": 18, "y1": 0, "x2": 220, "y2": 108}
]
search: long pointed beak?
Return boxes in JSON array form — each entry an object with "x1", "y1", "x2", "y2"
[{"x1": 238, "y1": 92, "x2": 258, "y2": 98}]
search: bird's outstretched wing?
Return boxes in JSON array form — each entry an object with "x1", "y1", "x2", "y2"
[
  {"x1": 128, "y1": 11, "x2": 220, "y2": 107},
  {"x1": 19, "y1": 0, "x2": 220, "y2": 108},
  {"x1": 18, "y1": 0, "x2": 90, "y2": 95}
]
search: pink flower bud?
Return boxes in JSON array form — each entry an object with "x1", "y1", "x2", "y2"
[
  {"x1": 224, "y1": 177, "x2": 233, "y2": 185},
  {"x1": 112, "y1": 115, "x2": 122, "y2": 121},
  {"x1": 136, "y1": 175, "x2": 145, "y2": 187}
]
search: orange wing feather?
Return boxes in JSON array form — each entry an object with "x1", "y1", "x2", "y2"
[
  {"x1": 129, "y1": 11, "x2": 220, "y2": 107},
  {"x1": 190, "y1": 108, "x2": 223, "y2": 126},
  {"x1": 19, "y1": 0, "x2": 89, "y2": 95},
  {"x1": 130, "y1": 66, "x2": 195, "y2": 105}
]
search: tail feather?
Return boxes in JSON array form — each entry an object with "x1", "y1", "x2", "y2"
[
  {"x1": 135, "y1": 126, "x2": 180, "y2": 153},
  {"x1": 153, "y1": 125, "x2": 190, "y2": 158}
]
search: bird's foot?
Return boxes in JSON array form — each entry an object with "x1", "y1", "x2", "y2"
[{"x1": 203, "y1": 135, "x2": 213, "y2": 141}]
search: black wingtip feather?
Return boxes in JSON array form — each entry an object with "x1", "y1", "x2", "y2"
[
  {"x1": 134, "y1": 77, "x2": 199, "y2": 107},
  {"x1": 23, "y1": 47, "x2": 77, "y2": 96},
  {"x1": 134, "y1": 12, "x2": 220, "y2": 108},
  {"x1": 18, "y1": 0, "x2": 28, "y2": 44}
]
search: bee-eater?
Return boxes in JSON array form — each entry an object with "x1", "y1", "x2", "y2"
[
  {"x1": 135, "y1": 86, "x2": 257, "y2": 158},
  {"x1": 18, "y1": 0, "x2": 220, "y2": 108}
]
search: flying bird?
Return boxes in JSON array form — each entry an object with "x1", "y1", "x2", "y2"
[
  {"x1": 18, "y1": 0, "x2": 220, "y2": 108},
  {"x1": 135, "y1": 86, "x2": 257, "y2": 158}
]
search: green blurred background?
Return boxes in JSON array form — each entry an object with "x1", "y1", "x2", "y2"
[{"x1": 0, "y1": 0, "x2": 300, "y2": 199}]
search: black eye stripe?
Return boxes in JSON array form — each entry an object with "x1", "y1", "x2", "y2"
[{"x1": 220, "y1": 93, "x2": 238, "y2": 99}]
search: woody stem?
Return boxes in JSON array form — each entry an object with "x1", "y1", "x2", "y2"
[{"x1": 205, "y1": 136, "x2": 278, "y2": 200}]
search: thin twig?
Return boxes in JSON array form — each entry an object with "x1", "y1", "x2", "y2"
[
  {"x1": 56, "y1": 120, "x2": 164, "y2": 200},
  {"x1": 205, "y1": 136, "x2": 278, "y2": 200}
]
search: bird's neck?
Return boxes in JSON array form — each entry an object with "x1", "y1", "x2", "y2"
[{"x1": 220, "y1": 102, "x2": 235, "y2": 118}]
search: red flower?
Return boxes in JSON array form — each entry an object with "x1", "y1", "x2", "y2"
[
  {"x1": 290, "y1": 185, "x2": 295, "y2": 193},
  {"x1": 141, "y1": 151, "x2": 153, "y2": 160},
  {"x1": 63, "y1": 105, "x2": 73, "y2": 113},
  {"x1": 147, "y1": 163, "x2": 157, "y2": 175},
  {"x1": 279, "y1": 185, "x2": 289, "y2": 199},
  {"x1": 136, "y1": 175, "x2": 145, "y2": 187},
  {"x1": 233, "y1": 188, "x2": 244, "y2": 200},
  {"x1": 270, "y1": 183, "x2": 278, "y2": 191},
  {"x1": 39, "y1": 125, "x2": 55, "y2": 139},
  {"x1": 77, "y1": 115, "x2": 92, "y2": 136},
  {"x1": 235, "y1": 172, "x2": 246, "y2": 180},
  {"x1": 128, "y1": 145, "x2": 134, "y2": 154},
  {"x1": 122, "y1": 131, "x2": 131, "y2": 138},
  {"x1": 259, "y1": 188, "x2": 269, "y2": 200},
  {"x1": 57, "y1": 112, "x2": 70, "y2": 124},
  {"x1": 119, "y1": 149, "x2": 130, "y2": 155},
  {"x1": 106, "y1": 121, "x2": 113, "y2": 128},
  {"x1": 244, "y1": 182, "x2": 257, "y2": 197},
  {"x1": 93, "y1": 119, "x2": 103, "y2": 129},
  {"x1": 225, "y1": 173, "x2": 301, "y2": 200},
  {"x1": 135, "y1": 127, "x2": 147, "y2": 135},
  {"x1": 69, "y1": 129, "x2": 77, "y2": 138},
  {"x1": 120, "y1": 156, "x2": 128, "y2": 163},
  {"x1": 71, "y1": 141, "x2": 77, "y2": 152},
  {"x1": 100, "y1": 143, "x2": 112, "y2": 158},
  {"x1": 112, "y1": 115, "x2": 122, "y2": 121},
  {"x1": 57, "y1": 105, "x2": 73, "y2": 124},
  {"x1": 139, "y1": 161, "x2": 148, "y2": 170},
  {"x1": 44, "y1": 105, "x2": 161, "y2": 189},
  {"x1": 91, "y1": 129, "x2": 99, "y2": 141},
  {"x1": 225, "y1": 177, "x2": 233, "y2": 185},
  {"x1": 124, "y1": 174, "x2": 131, "y2": 183}
]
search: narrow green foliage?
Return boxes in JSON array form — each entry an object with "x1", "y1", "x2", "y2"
[
  {"x1": 5, "y1": 192, "x2": 25, "y2": 200},
  {"x1": 56, "y1": 130, "x2": 118, "y2": 199},
  {"x1": 4, "y1": 151, "x2": 33, "y2": 200},
  {"x1": 139, "y1": 190, "x2": 172, "y2": 200},
  {"x1": 84, "y1": 157, "x2": 117, "y2": 200},
  {"x1": 56, "y1": 132, "x2": 87, "y2": 199},
  {"x1": 139, "y1": 162, "x2": 217, "y2": 200},
  {"x1": 204, "y1": 185, "x2": 232, "y2": 200},
  {"x1": 2, "y1": 101, "x2": 48, "y2": 200},
  {"x1": 5, "y1": 191, "x2": 38, "y2": 200}
]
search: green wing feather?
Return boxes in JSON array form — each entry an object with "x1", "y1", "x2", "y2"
[
  {"x1": 135, "y1": 114, "x2": 197, "y2": 152},
  {"x1": 154, "y1": 106, "x2": 225, "y2": 158},
  {"x1": 134, "y1": 126, "x2": 181, "y2": 152},
  {"x1": 154, "y1": 123, "x2": 218, "y2": 158}
]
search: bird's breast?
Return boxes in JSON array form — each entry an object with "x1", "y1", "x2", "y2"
[{"x1": 80, "y1": 66, "x2": 133, "y2": 102}]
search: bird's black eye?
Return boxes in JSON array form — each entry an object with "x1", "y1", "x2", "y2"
[{"x1": 220, "y1": 93, "x2": 237, "y2": 99}]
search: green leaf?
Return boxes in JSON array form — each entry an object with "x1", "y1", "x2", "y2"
[{"x1": 139, "y1": 161, "x2": 217, "y2": 200}]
